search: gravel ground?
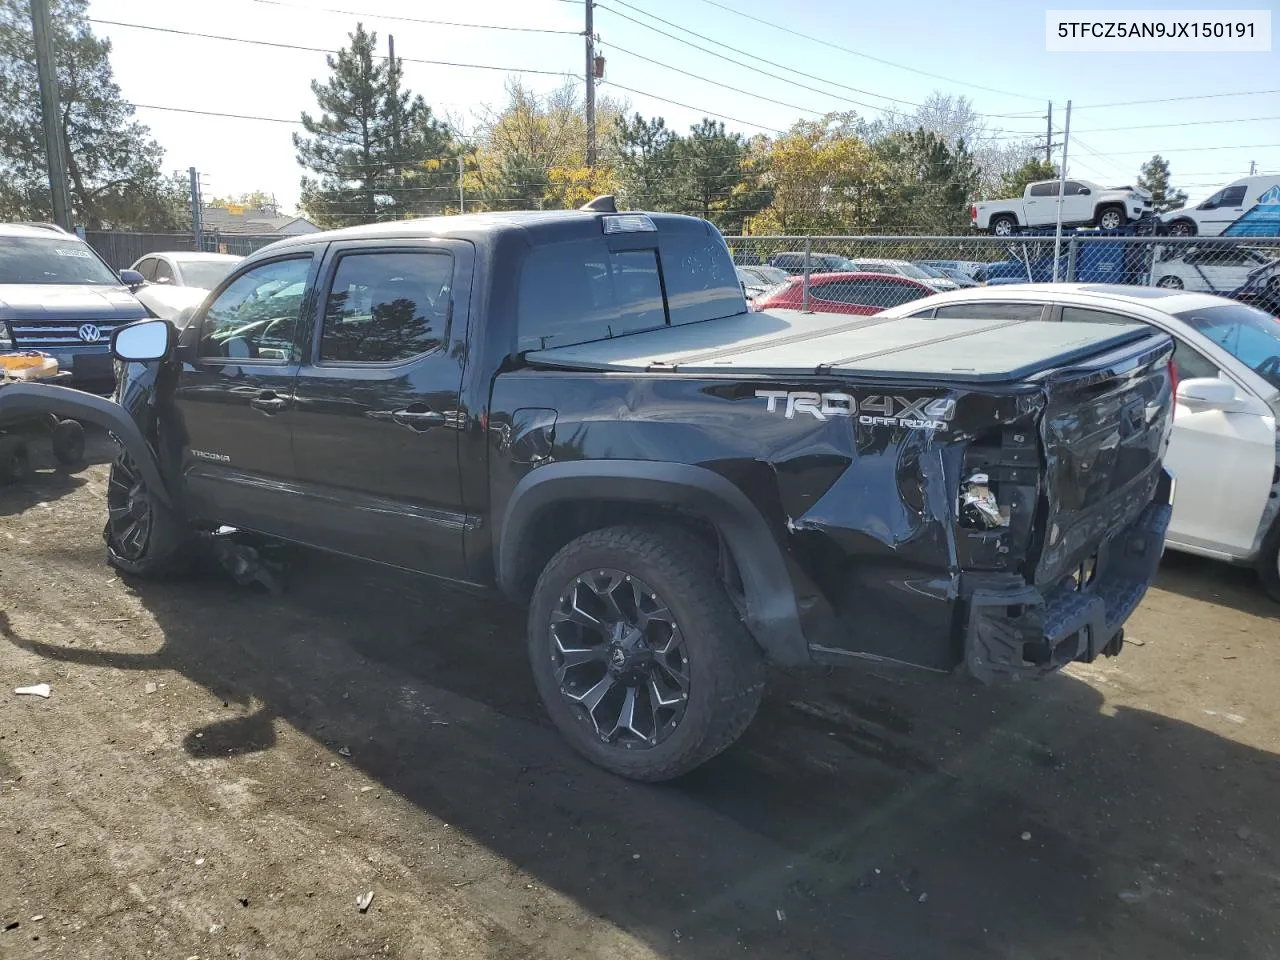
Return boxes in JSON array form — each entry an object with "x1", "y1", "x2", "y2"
[{"x1": 2, "y1": 433, "x2": 1279, "y2": 959}]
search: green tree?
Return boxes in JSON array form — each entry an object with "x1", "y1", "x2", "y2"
[
  {"x1": 0, "y1": 0, "x2": 186, "y2": 228},
  {"x1": 873, "y1": 129, "x2": 980, "y2": 233},
  {"x1": 671, "y1": 119, "x2": 753, "y2": 229},
  {"x1": 294, "y1": 23, "x2": 455, "y2": 227},
  {"x1": 997, "y1": 157, "x2": 1059, "y2": 199},
  {"x1": 1137, "y1": 154, "x2": 1188, "y2": 213},
  {"x1": 481, "y1": 150, "x2": 548, "y2": 210},
  {"x1": 608, "y1": 112, "x2": 676, "y2": 211}
]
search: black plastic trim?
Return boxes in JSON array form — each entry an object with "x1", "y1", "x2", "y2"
[{"x1": 496, "y1": 459, "x2": 811, "y2": 665}]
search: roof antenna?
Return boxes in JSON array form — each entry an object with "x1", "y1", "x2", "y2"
[{"x1": 579, "y1": 195, "x2": 617, "y2": 213}]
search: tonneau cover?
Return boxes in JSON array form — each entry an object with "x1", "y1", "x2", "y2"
[{"x1": 525, "y1": 309, "x2": 1153, "y2": 383}]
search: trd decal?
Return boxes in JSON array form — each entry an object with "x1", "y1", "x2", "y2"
[{"x1": 755, "y1": 390, "x2": 956, "y2": 431}]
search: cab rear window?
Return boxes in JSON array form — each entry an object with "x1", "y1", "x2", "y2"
[{"x1": 517, "y1": 221, "x2": 745, "y2": 351}]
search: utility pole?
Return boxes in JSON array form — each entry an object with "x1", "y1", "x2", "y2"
[
  {"x1": 1052, "y1": 99, "x2": 1072, "y2": 283},
  {"x1": 584, "y1": 0, "x2": 596, "y2": 168},
  {"x1": 189, "y1": 167, "x2": 202, "y2": 250},
  {"x1": 1250, "y1": 160, "x2": 1257, "y2": 176},
  {"x1": 389, "y1": 34, "x2": 402, "y2": 215},
  {"x1": 458, "y1": 156, "x2": 465, "y2": 214},
  {"x1": 30, "y1": 0, "x2": 73, "y2": 230},
  {"x1": 1045, "y1": 102, "x2": 1053, "y2": 166}
]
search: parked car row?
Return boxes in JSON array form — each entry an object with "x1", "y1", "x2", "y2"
[{"x1": 0, "y1": 223, "x2": 241, "y2": 394}]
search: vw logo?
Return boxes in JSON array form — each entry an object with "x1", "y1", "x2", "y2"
[{"x1": 77, "y1": 323, "x2": 102, "y2": 343}]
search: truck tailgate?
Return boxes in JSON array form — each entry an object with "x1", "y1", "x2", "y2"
[
  {"x1": 1030, "y1": 333, "x2": 1175, "y2": 586},
  {"x1": 525, "y1": 310, "x2": 1156, "y2": 383}
]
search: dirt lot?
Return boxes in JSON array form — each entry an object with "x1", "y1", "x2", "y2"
[{"x1": 2, "y1": 433, "x2": 1279, "y2": 960}]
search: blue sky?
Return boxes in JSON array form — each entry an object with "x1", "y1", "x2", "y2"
[{"x1": 85, "y1": 0, "x2": 1278, "y2": 213}]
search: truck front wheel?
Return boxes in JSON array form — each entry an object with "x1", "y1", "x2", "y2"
[
  {"x1": 1096, "y1": 205, "x2": 1125, "y2": 230},
  {"x1": 104, "y1": 452, "x2": 192, "y2": 578},
  {"x1": 528, "y1": 525, "x2": 765, "y2": 781}
]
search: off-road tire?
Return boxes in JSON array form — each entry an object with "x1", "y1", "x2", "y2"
[
  {"x1": 104, "y1": 452, "x2": 193, "y2": 578},
  {"x1": 51, "y1": 418, "x2": 85, "y2": 466},
  {"x1": 0, "y1": 437, "x2": 31, "y2": 485},
  {"x1": 528, "y1": 525, "x2": 765, "y2": 781}
]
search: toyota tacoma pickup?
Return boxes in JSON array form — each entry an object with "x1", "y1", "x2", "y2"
[
  {"x1": 0, "y1": 201, "x2": 1176, "y2": 781},
  {"x1": 972, "y1": 179, "x2": 1153, "y2": 236}
]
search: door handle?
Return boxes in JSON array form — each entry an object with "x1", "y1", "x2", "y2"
[
  {"x1": 249, "y1": 392, "x2": 290, "y2": 413},
  {"x1": 391, "y1": 406, "x2": 446, "y2": 430}
]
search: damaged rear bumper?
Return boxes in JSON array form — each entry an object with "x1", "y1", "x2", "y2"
[{"x1": 963, "y1": 468, "x2": 1174, "y2": 684}]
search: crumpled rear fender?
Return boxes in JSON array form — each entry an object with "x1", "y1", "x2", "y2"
[{"x1": 0, "y1": 381, "x2": 172, "y2": 506}]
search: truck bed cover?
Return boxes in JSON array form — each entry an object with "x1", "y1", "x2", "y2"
[{"x1": 525, "y1": 308, "x2": 1153, "y2": 383}]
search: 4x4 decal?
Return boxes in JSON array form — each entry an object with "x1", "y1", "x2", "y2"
[{"x1": 755, "y1": 390, "x2": 956, "y2": 430}]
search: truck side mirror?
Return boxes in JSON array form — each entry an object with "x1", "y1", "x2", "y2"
[{"x1": 111, "y1": 318, "x2": 174, "y2": 361}]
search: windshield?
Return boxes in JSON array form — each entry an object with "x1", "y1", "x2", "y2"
[
  {"x1": 179, "y1": 259, "x2": 239, "y2": 290},
  {"x1": 0, "y1": 236, "x2": 119, "y2": 285},
  {"x1": 891, "y1": 262, "x2": 933, "y2": 280},
  {"x1": 750, "y1": 265, "x2": 790, "y2": 285},
  {"x1": 914, "y1": 263, "x2": 948, "y2": 279},
  {"x1": 1173, "y1": 303, "x2": 1280, "y2": 390}
]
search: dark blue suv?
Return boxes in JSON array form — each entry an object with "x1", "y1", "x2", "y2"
[{"x1": 0, "y1": 223, "x2": 148, "y2": 392}]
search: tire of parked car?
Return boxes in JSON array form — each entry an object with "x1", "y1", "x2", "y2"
[
  {"x1": 1259, "y1": 519, "x2": 1280, "y2": 604},
  {"x1": 51, "y1": 418, "x2": 85, "y2": 466},
  {"x1": 527, "y1": 524, "x2": 766, "y2": 781},
  {"x1": 103, "y1": 452, "x2": 193, "y2": 577},
  {"x1": 1095, "y1": 205, "x2": 1126, "y2": 231},
  {"x1": 0, "y1": 436, "x2": 31, "y2": 485},
  {"x1": 1156, "y1": 276, "x2": 1184, "y2": 289},
  {"x1": 989, "y1": 215, "x2": 1018, "y2": 237},
  {"x1": 1167, "y1": 219, "x2": 1197, "y2": 237}
]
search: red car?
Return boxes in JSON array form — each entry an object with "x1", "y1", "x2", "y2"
[{"x1": 752, "y1": 272, "x2": 935, "y2": 315}]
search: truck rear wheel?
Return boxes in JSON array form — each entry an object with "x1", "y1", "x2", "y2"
[
  {"x1": 989, "y1": 215, "x2": 1017, "y2": 237},
  {"x1": 528, "y1": 525, "x2": 765, "y2": 781},
  {"x1": 104, "y1": 452, "x2": 192, "y2": 578}
]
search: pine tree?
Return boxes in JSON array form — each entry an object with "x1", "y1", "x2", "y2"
[
  {"x1": 609, "y1": 113, "x2": 676, "y2": 211},
  {"x1": 997, "y1": 158, "x2": 1059, "y2": 199},
  {"x1": 672, "y1": 119, "x2": 747, "y2": 227},
  {"x1": 0, "y1": 0, "x2": 186, "y2": 228},
  {"x1": 294, "y1": 23, "x2": 454, "y2": 227},
  {"x1": 1137, "y1": 154, "x2": 1188, "y2": 213}
]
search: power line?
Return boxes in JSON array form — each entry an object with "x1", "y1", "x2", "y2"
[
  {"x1": 686, "y1": 0, "x2": 1044, "y2": 102},
  {"x1": 601, "y1": 41, "x2": 827, "y2": 117},
  {"x1": 1075, "y1": 89, "x2": 1280, "y2": 110},
  {"x1": 599, "y1": 80, "x2": 785, "y2": 133},
  {"x1": 247, "y1": 0, "x2": 580, "y2": 34},
  {"x1": 131, "y1": 102, "x2": 302, "y2": 125},
  {"x1": 598, "y1": 0, "x2": 919, "y2": 114},
  {"x1": 87, "y1": 19, "x2": 577, "y2": 76}
]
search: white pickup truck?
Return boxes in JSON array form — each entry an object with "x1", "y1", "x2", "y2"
[{"x1": 971, "y1": 179, "x2": 1153, "y2": 236}]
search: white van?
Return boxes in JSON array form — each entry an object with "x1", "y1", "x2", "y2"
[{"x1": 1161, "y1": 175, "x2": 1280, "y2": 237}]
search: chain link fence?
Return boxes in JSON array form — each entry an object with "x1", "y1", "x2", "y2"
[
  {"x1": 728, "y1": 235, "x2": 1280, "y2": 315},
  {"x1": 84, "y1": 230, "x2": 284, "y2": 269}
]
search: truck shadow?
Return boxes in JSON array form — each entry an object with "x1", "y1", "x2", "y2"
[{"x1": 5, "y1": 549, "x2": 1276, "y2": 960}]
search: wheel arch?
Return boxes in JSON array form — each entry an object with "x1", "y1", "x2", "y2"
[{"x1": 496, "y1": 460, "x2": 811, "y2": 665}]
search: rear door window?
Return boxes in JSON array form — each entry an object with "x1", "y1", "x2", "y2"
[
  {"x1": 321, "y1": 250, "x2": 453, "y2": 363},
  {"x1": 1060, "y1": 306, "x2": 1134, "y2": 325},
  {"x1": 153, "y1": 259, "x2": 174, "y2": 284}
]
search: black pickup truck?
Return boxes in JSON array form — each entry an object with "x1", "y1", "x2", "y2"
[{"x1": 0, "y1": 201, "x2": 1176, "y2": 781}]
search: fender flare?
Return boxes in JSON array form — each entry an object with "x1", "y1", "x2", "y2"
[
  {"x1": 0, "y1": 382, "x2": 172, "y2": 506},
  {"x1": 496, "y1": 459, "x2": 811, "y2": 665}
]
